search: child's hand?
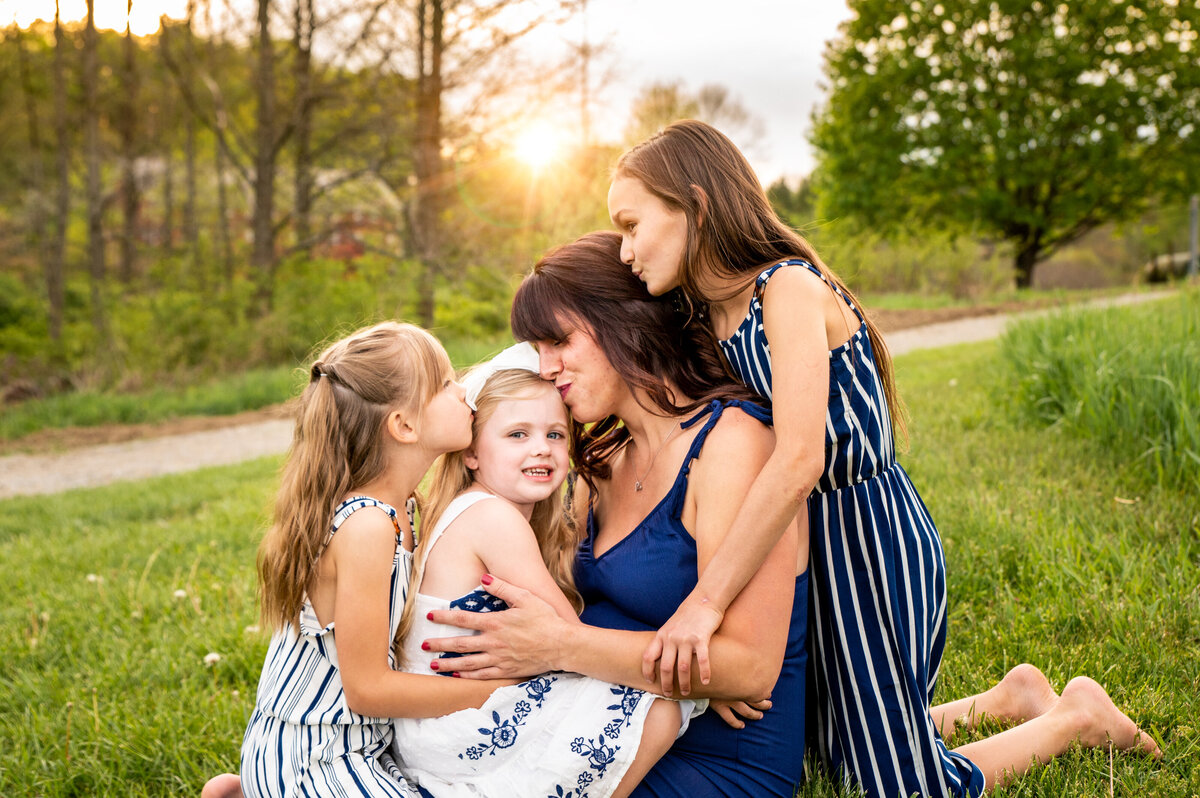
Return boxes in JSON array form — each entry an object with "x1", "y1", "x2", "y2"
[
  {"x1": 642, "y1": 594, "x2": 724, "y2": 696},
  {"x1": 423, "y1": 574, "x2": 568, "y2": 679},
  {"x1": 710, "y1": 697, "x2": 772, "y2": 729}
]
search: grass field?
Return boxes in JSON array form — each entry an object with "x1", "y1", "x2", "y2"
[{"x1": 1, "y1": 334, "x2": 1196, "y2": 796}]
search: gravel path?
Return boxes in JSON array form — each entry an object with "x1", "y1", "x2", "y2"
[{"x1": 0, "y1": 290, "x2": 1176, "y2": 499}]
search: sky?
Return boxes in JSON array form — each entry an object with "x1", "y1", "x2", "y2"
[
  {"x1": 3, "y1": 0, "x2": 853, "y2": 184},
  {"x1": 574, "y1": 0, "x2": 854, "y2": 183}
]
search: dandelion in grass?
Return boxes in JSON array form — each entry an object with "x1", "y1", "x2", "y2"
[
  {"x1": 244, "y1": 624, "x2": 261, "y2": 635},
  {"x1": 174, "y1": 589, "x2": 188, "y2": 600},
  {"x1": 86, "y1": 574, "x2": 101, "y2": 583},
  {"x1": 205, "y1": 652, "x2": 222, "y2": 667}
]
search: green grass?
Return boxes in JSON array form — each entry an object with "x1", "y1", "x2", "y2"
[
  {"x1": 1000, "y1": 289, "x2": 1200, "y2": 493},
  {"x1": 2, "y1": 338, "x2": 1197, "y2": 796},
  {"x1": 0, "y1": 366, "x2": 302, "y2": 442},
  {"x1": 0, "y1": 332, "x2": 515, "y2": 443}
]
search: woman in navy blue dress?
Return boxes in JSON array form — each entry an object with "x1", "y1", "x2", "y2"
[
  {"x1": 599, "y1": 119, "x2": 1160, "y2": 796},
  {"x1": 426, "y1": 231, "x2": 809, "y2": 797}
]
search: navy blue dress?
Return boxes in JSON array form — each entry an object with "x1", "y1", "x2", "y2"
[
  {"x1": 718, "y1": 261, "x2": 985, "y2": 798},
  {"x1": 576, "y1": 400, "x2": 809, "y2": 797}
]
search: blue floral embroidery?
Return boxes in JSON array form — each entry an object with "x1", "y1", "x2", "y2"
[
  {"x1": 602, "y1": 685, "x2": 641, "y2": 737},
  {"x1": 439, "y1": 588, "x2": 511, "y2": 673},
  {"x1": 524, "y1": 676, "x2": 553, "y2": 707},
  {"x1": 570, "y1": 734, "x2": 619, "y2": 775},
  {"x1": 459, "y1": 676, "x2": 558, "y2": 761},
  {"x1": 448, "y1": 588, "x2": 509, "y2": 613}
]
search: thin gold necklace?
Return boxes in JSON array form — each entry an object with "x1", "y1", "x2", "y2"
[{"x1": 632, "y1": 421, "x2": 681, "y2": 492}]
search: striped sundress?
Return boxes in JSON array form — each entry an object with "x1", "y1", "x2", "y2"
[
  {"x1": 240, "y1": 497, "x2": 417, "y2": 798},
  {"x1": 717, "y1": 261, "x2": 985, "y2": 798}
]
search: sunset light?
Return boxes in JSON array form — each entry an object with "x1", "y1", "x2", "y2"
[
  {"x1": 512, "y1": 122, "x2": 564, "y2": 171},
  {"x1": 2, "y1": 0, "x2": 188, "y2": 36}
]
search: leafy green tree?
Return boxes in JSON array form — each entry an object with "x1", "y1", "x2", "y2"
[
  {"x1": 811, "y1": 0, "x2": 1200, "y2": 286},
  {"x1": 767, "y1": 177, "x2": 816, "y2": 231}
]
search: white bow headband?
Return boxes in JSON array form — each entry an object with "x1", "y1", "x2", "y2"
[{"x1": 461, "y1": 342, "x2": 542, "y2": 411}]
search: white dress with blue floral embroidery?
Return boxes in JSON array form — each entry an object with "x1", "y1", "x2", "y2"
[{"x1": 392, "y1": 492, "x2": 667, "y2": 798}]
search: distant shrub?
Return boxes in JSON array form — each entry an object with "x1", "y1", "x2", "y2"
[
  {"x1": 1001, "y1": 290, "x2": 1200, "y2": 491},
  {"x1": 812, "y1": 223, "x2": 1012, "y2": 299}
]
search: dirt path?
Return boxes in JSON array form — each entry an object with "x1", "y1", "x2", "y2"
[{"x1": 0, "y1": 290, "x2": 1175, "y2": 499}]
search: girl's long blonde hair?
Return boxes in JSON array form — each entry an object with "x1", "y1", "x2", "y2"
[
  {"x1": 396, "y1": 369, "x2": 582, "y2": 653},
  {"x1": 258, "y1": 321, "x2": 452, "y2": 634}
]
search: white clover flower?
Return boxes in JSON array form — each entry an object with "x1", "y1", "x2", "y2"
[
  {"x1": 243, "y1": 624, "x2": 261, "y2": 635},
  {"x1": 173, "y1": 589, "x2": 188, "y2": 600},
  {"x1": 204, "y1": 652, "x2": 222, "y2": 666},
  {"x1": 86, "y1": 574, "x2": 99, "y2": 583}
]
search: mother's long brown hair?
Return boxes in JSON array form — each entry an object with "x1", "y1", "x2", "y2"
[{"x1": 510, "y1": 230, "x2": 758, "y2": 490}]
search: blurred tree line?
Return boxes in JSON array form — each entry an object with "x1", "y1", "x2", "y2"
[
  {"x1": 0, "y1": 0, "x2": 620, "y2": 395},
  {"x1": 1, "y1": 0, "x2": 1196, "y2": 402}
]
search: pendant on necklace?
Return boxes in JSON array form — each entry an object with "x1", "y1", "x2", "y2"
[{"x1": 635, "y1": 481, "x2": 644, "y2": 492}]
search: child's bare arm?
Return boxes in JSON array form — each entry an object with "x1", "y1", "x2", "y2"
[
  {"x1": 458, "y1": 498, "x2": 581, "y2": 623},
  {"x1": 327, "y1": 509, "x2": 502, "y2": 717}
]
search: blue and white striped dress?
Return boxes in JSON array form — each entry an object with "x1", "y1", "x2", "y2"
[
  {"x1": 240, "y1": 497, "x2": 417, "y2": 798},
  {"x1": 717, "y1": 261, "x2": 985, "y2": 798}
]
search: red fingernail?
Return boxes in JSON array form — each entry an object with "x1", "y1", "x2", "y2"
[
  {"x1": 451, "y1": 672, "x2": 461, "y2": 678},
  {"x1": 480, "y1": 573, "x2": 493, "y2": 586},
  {"x1": 421, "y1": 641, "x2": 430, "y2": 651},
  {"x1": 430, "y1": 661, "x2": 439, "y2": 671},
  {"x1": 426, "y1": 612, "x2": 434, "y2": 621}
]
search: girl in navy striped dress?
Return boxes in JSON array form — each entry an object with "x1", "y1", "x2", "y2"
[
  {"x1": 205, "y1": 321, "x2": 502, "y2": 798},
  {"x1": 605, "y1": 120, "x2": 1160, "y2": 797}
]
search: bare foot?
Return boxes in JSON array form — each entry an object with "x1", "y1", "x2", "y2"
[
  {"x1": 996, "y1": 663, "x2": 1059, "y2": 725},
  {"x1": 201, "y1": 773, "x2": 244, "y2": 798},
  {"x1": 1059, "y1": 676, "x2": 1161, "y2": 759}
]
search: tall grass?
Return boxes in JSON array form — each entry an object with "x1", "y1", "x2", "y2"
[{"x1": 1000, "y1": 290, "x2": 1200, "y2": 492}]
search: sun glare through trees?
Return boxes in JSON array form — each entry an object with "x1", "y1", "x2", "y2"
[
  {"x1": 512, "y1": 121, "x2": 564, "y2": 172},
  {"x1": 1, "y1": 0, "x2": 186, "y2": 35}
]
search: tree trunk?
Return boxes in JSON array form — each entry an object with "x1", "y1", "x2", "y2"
[
  {"x1": 252, "y1": 0, "x2": 278, "y2": 310},
  {"x1": 183, "y1": 0, "x2": 199, "y2": 262},
  {"x1": 119, "y1": 4, "x2": 140, "y2": 285},
  {"x1": 161, "y1": 136, "x2": 175, "y2": 250},
  {"x1": 49, "y1": 4, "x2": 70, "y2": 345},
  {"x1": 15, "y1": 23, "x2": 59, "y2": 343},
  {"x1": 292, "y1": 0, "x2": 315, "y2": 257},
  {"x1": 1013, "y1": 235, "x2": 1042, "y2": 289},
  {"x1": 83, "y1": 0, "x2": 109, "y2": 342},
  {"x1": 412, "y1": 0, "x2": 445, "y2": 329},
  {"x1": 202, "y1": 0, "x2": 235, "y2": 290}
]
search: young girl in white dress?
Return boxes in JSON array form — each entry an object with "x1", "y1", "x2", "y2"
[{"x1": 391, "y1": 343, "x2": 700, "y2": 798}]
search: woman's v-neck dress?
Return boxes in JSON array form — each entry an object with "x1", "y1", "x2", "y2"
[
  {"x1": 576, "y1": 400, "x2": 809, "y2": 798},
  {"x1": 718, "y1": 261, "x2": 985, "y2": 798}
]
